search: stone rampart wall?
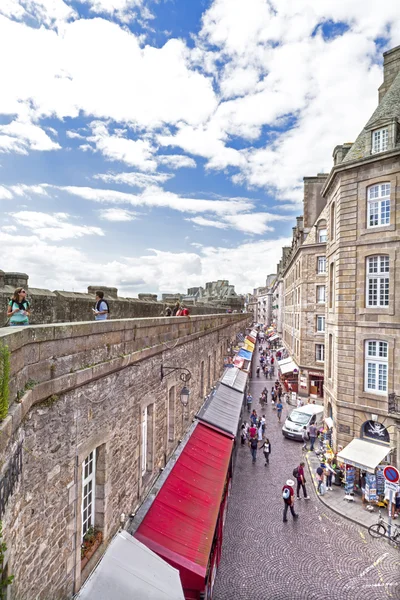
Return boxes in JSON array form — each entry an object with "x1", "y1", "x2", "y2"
[{"x1": 0, "y1": 313, "x2": 248, "y2": 599}]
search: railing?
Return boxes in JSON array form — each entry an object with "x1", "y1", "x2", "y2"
[{"x1": 388, "y1": 393, "x2": 400, "y2": 414}]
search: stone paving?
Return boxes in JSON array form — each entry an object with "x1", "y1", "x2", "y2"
[{"x1": 213, "y1": 345, "x2": 400, "y2": 600}]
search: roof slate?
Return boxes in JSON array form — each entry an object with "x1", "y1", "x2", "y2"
[{"x1": 342, "y1": 69, "x2": 400, "y2": 163}]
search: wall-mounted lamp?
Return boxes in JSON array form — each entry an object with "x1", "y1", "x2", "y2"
[{"x1": 160, "y1": 364, "x2": 192, "y2": 407}]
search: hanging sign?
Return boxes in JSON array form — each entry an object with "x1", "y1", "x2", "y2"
[{"x1": 383, "y1": 465, "x2": 400, "y2": 484}]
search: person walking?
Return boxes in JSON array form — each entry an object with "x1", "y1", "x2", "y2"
[
  {"x1": 257, "y1": 421, "x2": 263, "y2": 441},
  {"x1": 249, "y1": 436, "x2": 259, "y2": 463},
  {"x1": 246, "y1": 394, "x2": 253, "y2": 413},
  {"x1": 325, "y1": 459, "x2": 334, "y2": 491},
  {"x1": 316, "y1": 464, "x2": 325, "y2": 494},
  {"x1": 276, "y1": 400, "x2": 283, "y2": 422},
  {"x1": 295, "y1": 462, "x2": 310, "y2": 500},
  {"x1": 93, "y1": 291, "x2": 109, "y2": 321},
  {"x1": 172, "y1": 301, "x2": 180, "y2": 316},
  {"x1": 250, "y1": 409, "x2": 258, "y2": 426},
  {"x1": 256, "y1": 366, "x2": 260, "y2": 377},
  {"x1": 282, "y1": 479, "x2": 298, "y2": 522},
  {"x1": 240, "y1": 423, "x2": 247, "y2": 446},
  {"x1": 260, "y1": 437, "x2": 271, "y2": 465},
  {"x1": 301, "y1": 426, "x2": 308, "y2": 451},
  {"x1": 308, "y1": 422, "x2": 318, "y2": 451},
  {"x1": 7, "y1": 288, "x2": 30, "y2": 326}
]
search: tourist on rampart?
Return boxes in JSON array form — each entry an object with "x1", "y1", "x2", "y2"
[
  {"x1": 93, "y1": 291, "x2": 109, "y2": 321},
  {"x1": 164, "y1": 306, "x2": 172, "y2": 316},
  {"x1": 7, "y1": 287, "x2": 30, "y2": 326},
  {"x1": 172, "y1": 301, "x2": 180, "y2": 316}
]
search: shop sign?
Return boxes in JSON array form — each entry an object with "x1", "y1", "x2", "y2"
[
  {"x1": 299, "y1": 375, "x2": 307, "y2": 389},
  {"x1": 361, "y1": 420, "x2": 390, "y2": 444},
  {"x1": 338, "y1": 423, "x2": 350, "y2": 434}
]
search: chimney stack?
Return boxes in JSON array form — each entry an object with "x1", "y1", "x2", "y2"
[{"x1": 378, "y1": 44, "x2": 400, "y2": 103}]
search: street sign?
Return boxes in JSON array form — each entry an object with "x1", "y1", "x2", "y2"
[
  {"x1": 385, "y1": 481, "x2": 399, "y2": 493},
  {"x1": 383, "y1": 465, "x2": 400, "y2": 484}
]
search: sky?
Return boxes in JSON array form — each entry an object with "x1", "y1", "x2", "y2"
[{"x1": 0, "y1": 1, "x2": 400, "y2": 297}]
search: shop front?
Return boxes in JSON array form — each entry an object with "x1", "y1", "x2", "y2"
[
  {"x1": 308, "y1": 371, "x2": 324, "y2": 399},
  {"x1": 337, "y1": 435, "x2": 393, "y2": 503},
  {"x1": 134, "y1": 423, "x2": 233, "y2": 600},
  {"x1": 277, "y1": 356, "x2": 299, "y2": 393}
]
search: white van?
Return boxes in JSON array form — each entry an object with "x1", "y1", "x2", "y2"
[{"x1": 282, "y1": 404, "x2": 324, "y2": 441}]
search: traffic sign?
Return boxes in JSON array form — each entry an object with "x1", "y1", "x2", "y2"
[
  {"x1": 383, "y1": 465, "x2": 400, "y2": 484},
  {"x1": 385, "y1": 481, "x2": 399, "y2": 493}
]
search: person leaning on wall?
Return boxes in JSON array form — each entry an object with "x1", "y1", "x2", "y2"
[{"x1": 7, "y1": 287, "x2": 31, "y2": 326}]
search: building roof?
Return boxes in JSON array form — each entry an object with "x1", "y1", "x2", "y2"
[
  {"x1": 134, "y1": 423, "x2": 232, "y2": 590},
  {"x1": 343, "y1": 68, "x2": 400, "y2": 163},
  {"x1": 197, "y1": 381, "x2": 244, "y2": 437}
]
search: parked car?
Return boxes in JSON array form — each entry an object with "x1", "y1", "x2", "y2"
[{"x1": 282, "y1": 404, "x2": 324, "y2": 441}]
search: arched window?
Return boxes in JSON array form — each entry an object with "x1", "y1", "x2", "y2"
[
  {"x1": 366, "y1": 256, "x2": 389, "y2": 307},
  {"x1": 364, "y1": 340, "x2": 388, "y2": 393},
  {"x1": 367, "y1": 183, "x2": 390, "y2": 228}
]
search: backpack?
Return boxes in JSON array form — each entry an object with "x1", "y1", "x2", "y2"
[
  {"x1": 282, "y1": 488, "x2": 290, "y2": 500},
  {"x1": 96, "y1": 299, "x2": 110, "y2": 314},
  {"x1": 250, "y1": 438, "x2": 258, "y2": 449},
  {"x1": 293, "y1": 467, "x2": 299, "y2": 478}
]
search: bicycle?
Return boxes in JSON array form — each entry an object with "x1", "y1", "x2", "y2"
[{"x1": 368, "y1": 510, "x2": 400, "y2": 544}]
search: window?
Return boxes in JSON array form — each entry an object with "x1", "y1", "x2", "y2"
[
  {"x1": 328, "y1": 334, "x2": 333, "y2": 379},
  {"x1": 330, "y1": 202, "x2": 336, "y2": 241},
  {"x1": 316, "y1": 285, "x2": 326, "y2": 303},
  {"x1": 316, "y1": 316, "x2": 325, "y2": 332},
  {"x1": 318, "y1": 228, "x2": 327, "y2": 243},
  {"x1": 141, "y1": 407, "x2": 148, "y2": 475},
  {"x1": 365, "y1": 340, "x2": 388, "y2": 393},
  {"x1": 366, "y1": 256, "x2": 389, "y2": 307},
  {"x1": 168, "y1": 386, "x2": 175, "y2": 443},
  {"x1": 329, "y1": 262, "x2": 335, "y2": 309},
  {"x1": 200, "y1": 361, "x2": 204, "y2": 397},
  {"x1": 317, "y1": 257, "x2": 326, "y2": 274},
  {"x1": 82, "y1": 451, "x2": 96, "y2": 538},
  {"x1": 372, "y1": 128, "x2": 388, "y2": 154},
  {"x1": 316, "y1": 344, "x2": 325, "y2": 362},
  {"x1": 367, "y1": 183, "x2": 390, "y2": 227}
]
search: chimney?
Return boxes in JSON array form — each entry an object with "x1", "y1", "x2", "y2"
[
  {"x1": 333, "y1": 143, "x2": 353, "y2": 165},
  {"x1": 378, "y1": 44, "x2": 400, "y2": 103}
]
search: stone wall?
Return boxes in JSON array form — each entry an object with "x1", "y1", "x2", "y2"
[
  {"x1": 0, "y1": 273, "x2": 228, "y2": 327},
  {"x1": 0, "y1": 313, "x2": 248, "y2": 599}
]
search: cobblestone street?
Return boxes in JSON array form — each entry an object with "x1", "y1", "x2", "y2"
[{"x1": 213, "y1": 351, "x2": 400, "y2": 600}]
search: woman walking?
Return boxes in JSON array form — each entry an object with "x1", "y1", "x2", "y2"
[
  {"x1": 7, "y1": 288, "x2": 30, "y2": 326},
  {"x1": 260, "y1": 437, "x2": 271, "y2": 465}
]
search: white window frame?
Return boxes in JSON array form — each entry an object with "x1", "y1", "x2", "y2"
[
  {"x1": 141, "y1": 406, "x2": 148, "y2": 475},
  {"x1": 318, "y1": 228, "x2": 327, "y2": 243},
  {"x1": 317, "y1": 256, "x2": 326, "y2": 274},
  {"x1": 315, "y1": 344, "x2": 325, "y2": 363},
  {"x1": 82, "y1": 450, "x2": 96, "y2": 539},
  {"x1": 367, "y1": 183, "x2": 390, "y2": 228},
  {"x1": 316, "y1": 285, "x2": 326, "y2": 304},
  {"x1": 366, "y1": 256, "x2": 389, "y2": 307},
  {"x1": 364, "y1": 340, "x2": 388, "y2": 394},
  {"x1": 371, "y1": 128, "x2": 388, "y2": 154},
  {"x1": 316, "y1": 316, "x2": 325, "y2": 333}
]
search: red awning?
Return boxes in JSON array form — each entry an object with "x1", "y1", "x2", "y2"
[{"x1": 134, "y1": 423, "x2": 233, "y2": 592}]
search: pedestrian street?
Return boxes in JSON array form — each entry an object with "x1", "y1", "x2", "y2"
[{"x1": 213, "y1": 346, "x2": 400, "y2": 600}]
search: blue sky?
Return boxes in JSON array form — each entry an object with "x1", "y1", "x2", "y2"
[{"x1": 0, "y1": 0, "x2": 399, "y2": 296}]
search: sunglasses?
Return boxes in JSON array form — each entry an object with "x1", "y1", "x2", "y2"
[{"x1": 20, "y1": 290, "x2": 26, "y2": 293}]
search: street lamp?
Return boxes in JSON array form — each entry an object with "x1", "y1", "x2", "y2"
[{"x1": 160, "y1": 364, "x2": 192, "y2": 407}]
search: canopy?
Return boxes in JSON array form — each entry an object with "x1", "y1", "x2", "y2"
[
  {"x1": 135, "y1": 423, "x2": 232, "y2": 591},
  {"x1": 250, "y1": 329, "x2": 258, "y2": 338},
  {"x1": 276, "y1": 347, "x2": 286, "y2": 353},
  {"x1": 337, "y1": 438, "x2": 392, "y2": 474},
  {"x1": 233, "y1": 356, "x2": 245, "y2": 369},
  {"x1": 246, "y1": 335, "x2": 256, "y2": 344},
  {"x1": 220, "y1": 367, "x2": 248, "y2": 393},
  {"x1": 278, "y1": 356, "x2": 298, "y2": 375},
  {"x1": 238, "y1": 348, "x2": 252, "y2": 361},
  {"x1": 197, "y1": 382, "x2": 244, "y2": 437},
  {"x1": 77, "y1": 531, "x2": 184, "y2": 600},
  {"x1": 244, "y1": 339, "x2": 255, "y2": 351},
  {"x1": 269, "y1": 334, "x2": 279, "y2": 341}
]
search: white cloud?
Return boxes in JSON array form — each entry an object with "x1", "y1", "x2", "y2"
[
  {"x1": 0, "y1": 118, "x2": 60, "y2": 154},
  {"x1": 81, "y1": 0, "x2": 152, "y2": 22},
  {"x1": 99, "y1": 208, "x2": 138, "y2": 221},
  {"x1": 50, "y1": 184, "x2": 255, "y2": 215},
  {"x1": 157, "y1": 155, "x2": 196, "y2": 169},
  {"x1": 186, "y1": 216, "x2": 228, "y2": 229},
  {"x1": 66, "y1": 130, "x2": 85, "y2": 139},
  {"x1": 9, "y1": 184, "x2": 49, "y2": 197},
  {"x1": 0, "y1": 0, "x2": 75, "y2": 24},
  {"x1": 0, "y1": 186, "x2": 13, "y2": 200},
  {"x1": 1, "y1": 225, "x2": 17, "y2": 232},
  {"x1": 0, "y1": 228, "x2": 291, "y2": 295},
  {"x1": 9, "y1": 211, "x2": 104, "y2": 240},
  {"x1": 94, "y1": 171, "x2": 173, "y2": 188},
  {"x1": 86, "y1": 122, "x2": 157, "y2": 171}
]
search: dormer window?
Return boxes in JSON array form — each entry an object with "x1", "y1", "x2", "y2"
[{"x1": 372, "y1": 128, "x2": 388, "y2": 154}]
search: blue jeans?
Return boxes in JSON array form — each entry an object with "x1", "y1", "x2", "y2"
[
  {"x1": 250, "y1": 448, "x2": 257, "y2": 462},
  {"x1": 310, "y1": 436, "x2": 316, "y2": 451}
]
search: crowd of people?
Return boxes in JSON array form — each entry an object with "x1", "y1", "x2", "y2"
[{"x1": 4, "y1": 288, "x2": 191, "y2": 326}]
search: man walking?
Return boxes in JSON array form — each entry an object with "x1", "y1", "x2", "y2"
[
  {"x1": 301, "y1": 426, "x2": 308, "y2": 451},
  {"x1": 246, "y1": 394, "x2": 253, "y2": 413},
  {"x1": 282, "y1": 479, "x2": 298, "y2": 522},
  {"x1": 249, "y1": 436, "x2": 259, "y2": 463},
  {"x1": 93, "y1": 291, "x2": 110, "y2": 321},
  {"x1": 308, "y1": 422, "x2": 318, "y2": 451},
  {"x1": 295, "y1": 462, "x2": 310, "y2": 500},
  {"x1": 276, "y1": 400, "x2": 283, "y2": 422}
]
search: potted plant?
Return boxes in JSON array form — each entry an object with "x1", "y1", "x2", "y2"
[{"x1": 81, "y1": 527, "x2": 103, "y2": 568}]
